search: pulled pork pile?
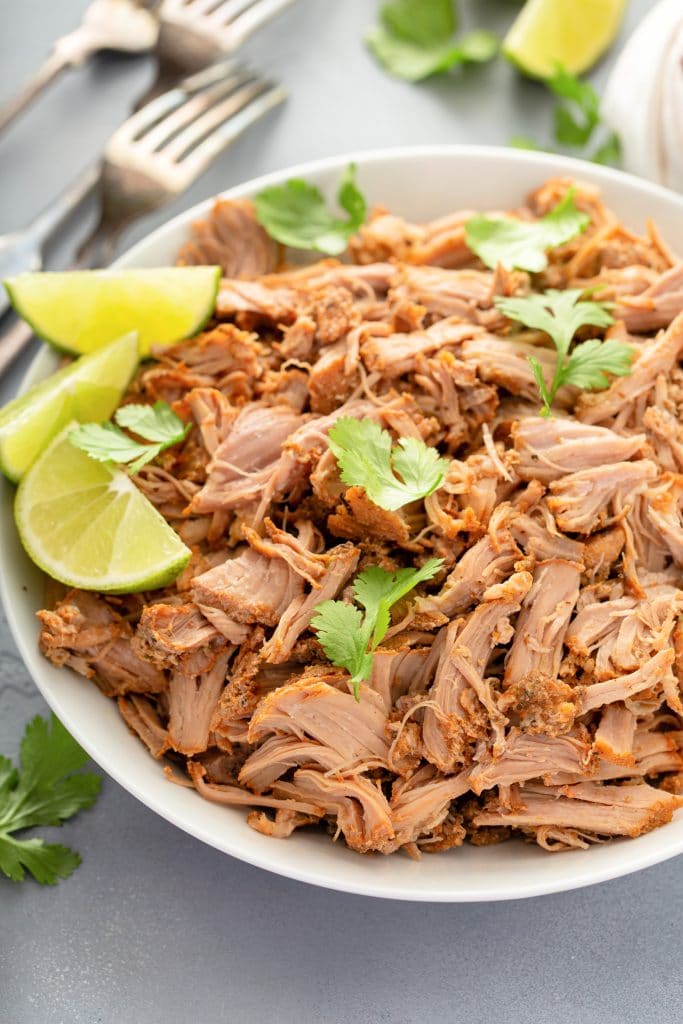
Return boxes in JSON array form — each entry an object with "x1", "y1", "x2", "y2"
[{"x1": 37, "y1": 177, "x2": 683, "y2": 857}]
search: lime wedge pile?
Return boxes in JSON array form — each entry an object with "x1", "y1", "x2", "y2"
[
  {"x1": 16, "y1": 425, "x2": 191, "y2": 593},
  {"x1": 4, "y1": 266, "x2": 220, "y2": 356},
  {"x1": 0, "y1": 332, "x2": 139, "y2": 482},
  {"x1": 0, "y1": 264, "x2": 221, "y2": 592},
  {"x1": 503, "y1": 0, "x2": 627, "y2": 78}
]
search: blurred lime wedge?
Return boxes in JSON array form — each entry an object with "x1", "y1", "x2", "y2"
[
  {"x1": 4, "y1": 266, "x2": 220, "y2": 356},
  {"x1": 0, "y1": 332, "x2": 139, "y2": 483},
  {"x1": 503, "y1": 0, "x2": 627, "y2": 78},
  {"x1": 16, "y1": 424, "x2": 191, "y2": 593}
]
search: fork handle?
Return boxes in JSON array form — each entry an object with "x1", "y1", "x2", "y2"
[
  {"x1": 0, "y1": 26, "x2": 103, "y2": 136},
  {"x1": 0, "y1": 51, "x2": 69, "y2": 135}
]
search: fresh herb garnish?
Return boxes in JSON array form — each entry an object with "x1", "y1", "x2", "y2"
[
  {"x1": 253, "y1": 164, "x2": 366, "y2": 256},
  {"x1": 69, "y1": 401, "x2": 190, "y2": 474},
  {"x1": 328, "y1": 417, "x2": 449, "y2": 511},
  {"x1": 465, "y1": 188, "x2": 590, "y2": 273},
  {"x1": 495, "y1": 288, "x2": 633, "y2": 416},
  {"x1": 366, "y1": 0, "x2": 497, "y2": 82},
  {"x1": 311, "y1": 560, "x2": 443, "y2": 699},
  {"x1": 508, "y1": 67, "x2": 621, "y2": 167},
  {"x1": 0, "y1": 714, "x2": 101, "y2": 885}
]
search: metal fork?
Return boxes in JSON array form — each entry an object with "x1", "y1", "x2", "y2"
[
  {"x1": 0, "y1": 59, "x2": 285, "y2": 375},
  {"x1": 0, "y1": 0, "x2": 159, "y2": 135},
  {"x1": 136, "y1": 0, "x2": 298, "y2": 108}
]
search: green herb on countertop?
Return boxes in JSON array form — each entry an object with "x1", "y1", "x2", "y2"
[
  {"x1": 69, "y1": 401, "x2": 191, "y2": 475},
  {"x1": 465, "y1": 187, "x2": 590, "y2": 273},
  {"x1": 254, "y1": 164, "x2": 366, "y2": 256},
  {"x1": 495, "y1": 288, "x2": 633, "y2": 416},
  {"x1": 0, "y1": 713, "x2": 101, "y2": 884},
  {"x1": 327, "y1": 417, "x2": 449, "y2": 511},
  {"x1": 509, "y1": 66, "x2": 621, "y2": 167},
  {"x1": 366, "y1": 0, "x2": 498, "y2": 81},
  {"x1": 311, "y1": 560, "x2": 443, "y2": 699}
]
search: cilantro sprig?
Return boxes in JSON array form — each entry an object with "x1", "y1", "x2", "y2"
[
  {"x1": 465, "y1": 188, "x2": 590, "y2": 273},
  {"x1": 495, "y1": 289, "x2": 634, "y2": 416},
  {"x1": 328, "y1": 417, "x2": 449, "y2": 511},
  {"x1": 311, "y1": 560, "x2": 443, "y2": 699},
  {"x1": 510, "y1": 67, "x2": 621, "y2": 167},
  {"x1": 366, "y1": 0, "x2": 498, "y2": 81},
  {"x1": 254, "y1": 164, "x2": 366, "y2": 256},
  {"x1": 69, "y1": 401, "x2": 190, "y2": 475},
  {"x1": 0, "y1": 714, "x2": 101, "y2": 885}
]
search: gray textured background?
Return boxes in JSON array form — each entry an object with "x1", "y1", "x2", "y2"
[{"x1": 1, "y1": 1, "x2": 681, "y2": 1022}]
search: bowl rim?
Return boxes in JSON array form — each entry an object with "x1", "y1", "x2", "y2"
[{"x1": 4, "y1": 143, "x2": 683, "y2": 902}]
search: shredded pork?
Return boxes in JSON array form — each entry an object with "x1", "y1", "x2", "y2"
[{"x1": 37, "y1": 177, "x2": 683, "y2": 856}]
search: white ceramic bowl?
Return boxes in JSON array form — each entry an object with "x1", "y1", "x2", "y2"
[{"x1": 4, "y1": 146, "x2": 683, "y2": 902}]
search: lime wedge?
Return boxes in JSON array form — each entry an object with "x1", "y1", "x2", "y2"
[
  {"x1": 16, "y1": 424, "x2": 191, "y2": 593},
  {"x1": 4, "y1": 266, "x2": 220, "y2": 357},
  {"x1": 503, "y1": 0, "x2": 627, "y2": 78},
  {"x1": 0, "y1": 332, "x2": 139, "y2": 483}
]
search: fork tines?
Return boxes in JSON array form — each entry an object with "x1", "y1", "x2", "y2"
[
  {"x1": 161, "y1": 0, "x2": 298, "y2": 49},
  {"x1": 107, "y1": 59, "x2": 285, "y2": 187}
]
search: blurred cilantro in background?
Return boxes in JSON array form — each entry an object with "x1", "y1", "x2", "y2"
[{"x1": 366, "y1": 1, "x2": 621, "y2": 167}]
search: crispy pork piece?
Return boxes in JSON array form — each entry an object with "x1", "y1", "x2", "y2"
[
  {"x1": 547, "y1": 460, "x2": 657, "y2": 534},
  {"x1": 361, "y1": 317, "x2": 483, "y2": 378},
  {"x1": 513, "y1": 417, "x2": 645, "y2": 483},
  {"x1": 469, "y1": 731, "x2": 591, "y2": 794},
  {"x1": 616, "y1": 263, "x2": 683, "y2": 333},
  {"x1": 504, "y1": 559, "x2": 581, "y2": 688},
  {"x1": 577, "y1": 311, "x2": 683, "y2": 424},
  {"x1": 176, "y1": 197, "x2": 279, "y2": 278},
  {"x1": 168, "y1": 649, "x2": 232, "y2": 755},
  {"x1": 474, "y1": 781, "x2": 683, "y2": 840},
  {"x1": 192, "y1": 548, "x2": 304, "y2": 626},
  {"x1": 37, "y1": 591, "x2": 165, "y2": 697},
  {"x1": 422, "y1": 575, "x2": 532, "y2": 773}
]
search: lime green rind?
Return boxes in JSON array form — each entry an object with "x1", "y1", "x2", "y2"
[
  {"x1": 0, "y1": 332, "x2": 139, "y2": 483},
  {"x1": 15, "y1": 424, "x2": 191, "y2": 594},
  {"x1": 4, "y1": 267, "x2": 221, "y2": 357},
  {"x1": 502, "y1": 0, "x2": 627, "y2": 79}
]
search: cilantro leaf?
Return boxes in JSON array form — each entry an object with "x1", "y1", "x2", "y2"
[
  {"x1": 327, "y1": 417, "x2": 448, "y2": 511},
  {"x1": 465, "y1": 188, "x2": 590, "y2": 272},
  {"x1": 558, "y1": 338, "x2": 635, "y2": 391},
  {"x1": 495, "y1": 288, "x2": 632, "y2": 415},
  {"x1": 353, "y1": 559, "x2": 444, "y2": 648},
  {"x1": 509, "y1": 67, "x2": 621, "y2": 167},
  {"x1": 116, "y1": 401, "x2": 188, "y2": 444},
  {"x1": 68, "y1": 422, "x2": 151, "y2": 466},
  {"x1": 591, "y1": 132, "x2": 622, "y2": 167},
  {"x1": 496, "y1": 289, "x2": 614, "y2": 360},
  {"x1": 381, "y1": 0, "x2": 456, "y2": 48},
  {"x1": 549, "y1": 66, "x2": 601, "y2": 147},
  {"x1": 367, "y1": 26, "x2": 497, "y2": 82},
  {"x1": 0, "y1": 835, "x2": 81, "y2": 886},
  {"x1": 311, "y1": 560, "x2": 443, "y2": 699},
  {"x1": 0, "y1": 714, "x2": 101, "y2": 885},
  {"x1": 309, "y1": 601, "x2": 374, "y2": 689},
  {"x1": 254, "y1": 164, "x2": 366, "y2": 255},
  {"x1": 69, "y1": 401, "x2": 190, "y2": 475}
]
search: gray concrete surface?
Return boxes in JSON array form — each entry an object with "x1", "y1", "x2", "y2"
[{"x1": 1, "y1": 1, "x2": 680, "y2": 1021}]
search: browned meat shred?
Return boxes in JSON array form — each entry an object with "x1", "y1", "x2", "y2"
[{"x1": 36, "y1": 177, "x2": 683, "y2": 857}]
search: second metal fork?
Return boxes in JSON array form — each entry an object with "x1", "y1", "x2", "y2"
[{"x1": 0, "y1": 59, "x2": 285, "y2": 375}]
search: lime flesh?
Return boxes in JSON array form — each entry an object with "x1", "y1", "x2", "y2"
[
  {"x1": 503, "y1": 0, "x2": 627, "y2": 78},
  {"x1": 16, "y1": 424, "x2": 191, "y2": 593},
  {"x1": 0, "y1": 332, "x2": 139, "y2": 483},
  {"x1": 4, "y1": 266, "x2": 220, "y2": 356}
]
